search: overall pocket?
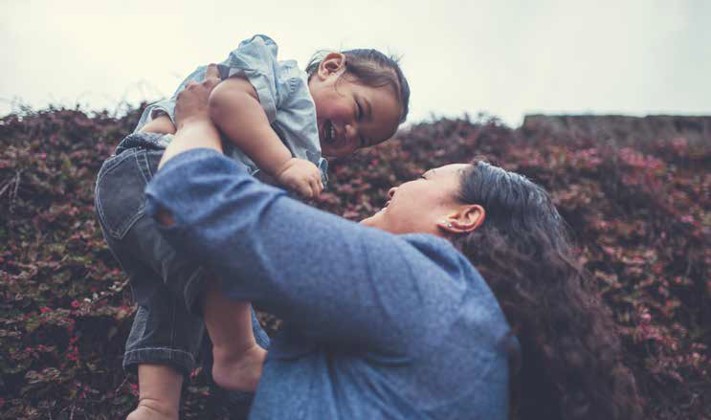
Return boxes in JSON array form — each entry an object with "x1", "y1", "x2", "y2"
[{"x1": 95, "y1": 149, "x2": 160, "y2": 240}]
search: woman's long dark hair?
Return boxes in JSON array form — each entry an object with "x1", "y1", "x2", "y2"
[{"x1": 451, "y1": 161, "x2": 642, "y2": 420}]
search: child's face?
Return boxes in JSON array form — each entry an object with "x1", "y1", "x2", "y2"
[{"x1": 309, "y1": 53, "x2": 401, "y2": 158}]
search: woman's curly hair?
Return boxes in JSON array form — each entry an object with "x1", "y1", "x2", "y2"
[{"x1": 451, "y1": 161, "x2": 642, "y2": 420}]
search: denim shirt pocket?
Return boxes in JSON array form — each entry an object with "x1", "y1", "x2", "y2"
[{"x1": 95, "y1": 149, "x2": 160, "y2": 240}]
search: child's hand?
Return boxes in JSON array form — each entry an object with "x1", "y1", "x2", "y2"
[{"x1": 275, "y1": 158, "x2": 324, "y2": 198}]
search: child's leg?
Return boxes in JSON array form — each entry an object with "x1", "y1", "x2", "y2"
[
  {"x1": 203, "y1": 278, "x2": 266, "y2": 392},
  {"x1": 127, "y1": 364, "x2": 182, "y2": 420},
  {"x1": 121, "y1": 299, "x2": 201, "y2": 420},
  {"x1": 139, "y1": 115, "x2": 177, "y2": 135},
  {"x1": 95, "y1": 149, "x2": 203, "y2": 419}
]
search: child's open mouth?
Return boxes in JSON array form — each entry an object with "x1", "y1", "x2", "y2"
[{"x1": 323, "y1": 120, "x2": 337, "y2": 144}]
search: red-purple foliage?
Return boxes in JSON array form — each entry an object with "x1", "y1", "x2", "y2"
[{"x1": 1, "y1": 109, "x2": 708, "y2": 419}]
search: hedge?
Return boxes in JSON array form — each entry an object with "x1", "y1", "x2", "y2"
[{"x1": 1, "y1": 108, "x2": 708, "y2": 419}]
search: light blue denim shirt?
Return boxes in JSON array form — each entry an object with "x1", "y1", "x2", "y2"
[{"x1": 134, "y1": 35, "x2": 327, "y2": 183}]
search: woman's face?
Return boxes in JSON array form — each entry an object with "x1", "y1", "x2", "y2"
[{"x1": 361, "y1": 163, "x2": 472, "y2": 235}]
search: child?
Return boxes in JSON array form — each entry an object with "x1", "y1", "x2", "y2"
[{"x1": 94, "y1": 34, "x2": 409, "y2": 419}]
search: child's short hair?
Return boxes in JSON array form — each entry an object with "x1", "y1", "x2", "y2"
[{"x1": 305, "y1": 49, "x2": 410, "y2": 124}]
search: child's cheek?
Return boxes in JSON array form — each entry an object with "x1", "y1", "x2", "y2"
[{"x1": 332, "y1": 101, "x2": 350, "y2": 119}]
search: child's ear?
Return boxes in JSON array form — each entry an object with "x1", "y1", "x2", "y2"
[{"x1": 318, "y1": 52, "x2": 346, "y2": 79}]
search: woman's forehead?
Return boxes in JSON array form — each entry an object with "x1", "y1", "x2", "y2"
[{"x1": 426, "y1": 163, "x2": 472, "y2": 177}]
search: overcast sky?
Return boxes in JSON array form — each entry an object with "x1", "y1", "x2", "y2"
[{"x1": 2, "y1": 0, "x2": 709, "y2": 126}]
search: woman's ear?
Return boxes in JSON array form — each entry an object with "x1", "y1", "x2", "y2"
[
  {"x1": 318, "y1": 52, "x2": 346, "y2": 79},
  {"x1": 437, "y1": 204, "x2": 485, "y2": 234}
]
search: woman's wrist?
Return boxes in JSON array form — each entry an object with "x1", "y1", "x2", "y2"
[
  {"x1": 159, "y1": 121, "x2": 223, "y2": 168},
  {"x1": 179, "y1": 118, "x2": 220, "y2": 140}
]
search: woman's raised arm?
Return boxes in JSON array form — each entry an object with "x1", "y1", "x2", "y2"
[{"x1": 146, "y1": 150, "x2": 479, "y2": 355}]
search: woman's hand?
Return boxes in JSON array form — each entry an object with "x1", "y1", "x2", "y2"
[
  {"x1": 159, "y1": 64, "x2": 223, "y2": 168},
  {"x1": 174, "y1": 64, "x2": 222, "y2": 129}
]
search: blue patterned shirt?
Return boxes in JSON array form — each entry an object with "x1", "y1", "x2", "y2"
[{"x1": 146, "y1": 149, "x2": 518, "y2": 419}]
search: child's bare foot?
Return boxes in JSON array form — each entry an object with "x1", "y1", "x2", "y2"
[
  {"x1": 126, "y1": 398, "x2": 178, "y2": 420},
  {"x1": 211, "y1": 343, "x2": 266, "y2": 392}
]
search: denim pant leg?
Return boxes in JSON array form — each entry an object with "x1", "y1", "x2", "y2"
[{"x1": 95, "y1": 148, "x2": 206, "y2": 374}]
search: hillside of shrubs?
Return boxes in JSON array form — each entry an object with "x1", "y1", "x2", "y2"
[{"x1": 1, "y1": 107, "x2": 708, "y2": 419}]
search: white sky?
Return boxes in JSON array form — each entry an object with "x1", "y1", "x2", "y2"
[{"x1": 2, "y1": 0, "x2": 709, "y2": 126}]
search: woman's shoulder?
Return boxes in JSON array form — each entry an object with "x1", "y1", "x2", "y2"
[
  {"x1": 397, "y1": 233, "x2": 507, "y2": 323},
  {"x1": 374, "y1": 234, "x2": 514, "y2": 389},
  {"x1": 400, "y1": 233, "x2": 512, "y2": 338}
]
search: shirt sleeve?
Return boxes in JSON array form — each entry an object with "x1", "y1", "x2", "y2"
[
  {"x1": 133, "y1": 35, "x2": 283, "y2": 132},
  {"x1": 145, "y1": 149, "x2": 475, "y2": 355},
  {"x1": 218, "y1": 34, "x2": 281, "y2": 123}
]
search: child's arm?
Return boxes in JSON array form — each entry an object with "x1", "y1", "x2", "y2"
[
  {"x1": 208, "y1": 77, "x2": 323, "y2": 198},
  {"x1": 139, "y1": 115, "x2": 177, "y2": 134}
]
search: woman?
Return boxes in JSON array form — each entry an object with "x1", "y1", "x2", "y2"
[{"x1": 148, "y1": 66, "x2": 641, "y2": 419}]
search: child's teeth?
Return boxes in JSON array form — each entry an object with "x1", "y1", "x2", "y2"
[{"x1": 330, "y1": 126, "x2": 335, "y2": 141}]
